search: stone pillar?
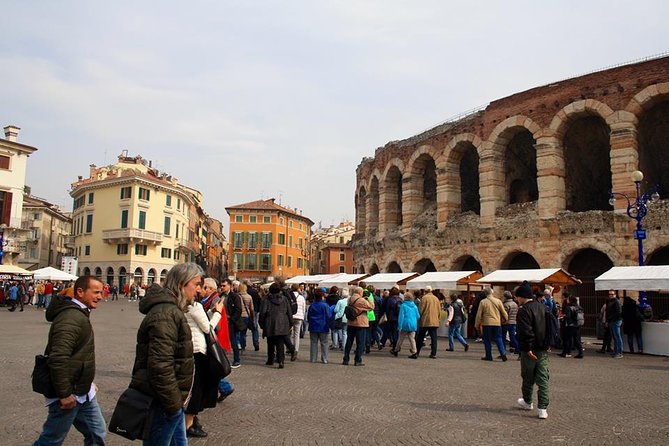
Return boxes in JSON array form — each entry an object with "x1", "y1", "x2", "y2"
[
  {"x1": 479, "y1": 142, "x2": 505, "y2": 228},
  {"x1": 378, "y1": 183, "x2": 395, "y2": 236},
  {"x1": 437, "y1": 166, "x2": 460, "y2": 229},
  {"x1": 536, "y1": 136, "x2": 565, "y2": 219},
  {"x1": 608, "y1": 114, "x2": 639, "y2": 201},
  {"x1": 401, "y1": 175, "x2": 422, "y2": 235},
  {"x1": 366, "y1": 187, "x2": 379, "y2": 239},
  {"x1": 355, "y1": 191, "x2": 366, "y2": 238}
]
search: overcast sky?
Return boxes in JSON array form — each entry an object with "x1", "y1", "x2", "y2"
[{"x1": 1, "y1": 1, "x2": 667, "y2": 230}]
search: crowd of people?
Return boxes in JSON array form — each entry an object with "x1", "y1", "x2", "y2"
[{"x1": 29, "y1": 263, "x2": 649, "y2": 444}]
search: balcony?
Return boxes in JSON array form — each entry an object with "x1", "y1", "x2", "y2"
[
  {"x1": 102, "y1": 228, "x2": 163, "y2": 245},
  {"x1": 64, "y1": 235, "x2": 76, "y2": 248}
]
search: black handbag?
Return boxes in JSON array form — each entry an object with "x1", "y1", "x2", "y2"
[
  {"x1": 32, "y1": 354, "x2": 57, "y2": 398},
  {"x1": 109, "y1": 387, "x2": 154, "y2": 440},
  {"x1": 206, "y1": 328, "x2": 232, "y2": 378}
]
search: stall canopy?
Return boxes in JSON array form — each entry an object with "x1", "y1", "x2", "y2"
[
  {"x1": 285, "y1": 274, "x2": 340, "y2": 285},
  {"x1": 595, "y1": 266, "x2": 669, "y2": 291},
  {"x1": 0, "y1": 264, "x2": 33, "y2": 280},
  {"x1": 477, "y1": 268, "x2": 580, "y2": 286},
  {"x1": 285, "y1": 275, "x2": 310, "y2": 284},
  {"x1": 318, "y1": 273, "x2": 370, "y2": 288},
  {"x1": 32, "y1": 266, "x2": 78, "y2": 281},
  {"x1": 364, "y1": 272, "x2": 419, "y2": 289},
  {"x1": 405, "y1": 271, "x2": 482, "y2": 290}
]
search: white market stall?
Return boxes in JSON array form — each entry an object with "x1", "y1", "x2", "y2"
[
  {"x1": 32, "y1": 266, "x2": 78, "y2": 282},
  {"x1": 0, "y1": 264, "x2": 33, "y2": 281},
  {"x1": 285, "y1": 274, "x2": 341, "y2": 285},
  {"x1": 595, "y1": 265, "x2": 669, "y2": 356},
  {"x1": 363, "y1": 272, "x2": 419, "y2": 290},
  {"x1": 477, "y1": 268, "x2": 581, "y2": 286},
  {"x1": 318, "y1": 273, "x2": 369, "y2": 289}
]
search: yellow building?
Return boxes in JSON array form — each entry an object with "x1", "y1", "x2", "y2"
[
  {"x1": 70, "y1": 153, "x2": 205, "y2": 289},
  {"x1": 226, "y1": 198, "x2": 313, "y2": 282}
]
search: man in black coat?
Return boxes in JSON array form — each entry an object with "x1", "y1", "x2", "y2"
[{"x1": 221, "y1": 278, "x2": 244, "y2": 368}]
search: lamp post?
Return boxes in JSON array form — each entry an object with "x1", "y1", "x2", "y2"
[{"x1": 609, "y1": 170, "x2": 660, "y2": 308}]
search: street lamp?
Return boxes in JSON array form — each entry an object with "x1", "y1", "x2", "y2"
[
  {"x1": 0, "y1": 223, "x2": 9, "y2": 265},
  {"x1": 609, "y1": 170, "x2": 660, "y2": 308}
]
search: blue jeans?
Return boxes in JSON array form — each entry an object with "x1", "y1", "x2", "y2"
[
  {"x1": 332, "y1": 324, "x2": 347, "y2": 348},
  {"x1": 228, "y1": 322, "x2": 240, "y2": 363},
  {"x1": 448, "y1": 323, "x2": 468, "y2": 349},
  {"x1": 416, "y1": 327, "x2": 438, "y2": 357},
  {"x1": 251, "y1": 315, "x2": 260, "y2": 348},
  {"x1": 34, "y1": 397, "x2": 106, "y2": 446},
  {"x1": 144, "y1": 406, "x2": 187, "y2": 446},
  {"x1": 482, "y1": 325, "x2": 506, "y2": 359},
  {"x1": 238, "y1": 317, "x2": 250, "y2": 349},
  {"x1": 343, "y1": 326, "x2": 366, "y2": 364},
  {"x1": 610, "y1": 320, "x2": 623, "y2": 355},
  {"x1": 627, "y1": 333, "x2": 643, "y2": 352},
  {"x1": 502, "y1": 324, "x2": 519, "y2": 351}
]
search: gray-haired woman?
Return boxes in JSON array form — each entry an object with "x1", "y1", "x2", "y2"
[{"x1": 129, "y1": 262, "x2": 203, "y2": 446}]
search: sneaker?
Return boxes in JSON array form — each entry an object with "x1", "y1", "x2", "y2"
[
  {"x1": 322, "y1": 359, "x2": 328, "y2": 364},
  {"x1": 558, "y1": 353, "x2": 572, "y2": 358},
  {"x1": 446, "y1": 348, "x2": 454, "y2": 352},
  {"x1": 538, "y1": 409, "x2": 548, "y2": 419},
  {"x1": 217, "y1": 389, "x2": 234, "y2": 402},
  {"x1": 390, "y1": 349, "x2": 398, "y2": 357},
  {"x1": 278, "y1": 362, "x2": 284, "y2": 369},
  {"x1": 464, "y1": 344, "x2": 469, "y2": 352},
  {"x1": 408, "y1": 353, "x2": 418, "y2": 359},
  {"x1": 481, "y1": 357, "x2": 493, "y2": 361},
  {"x1": 501, "y1": 354, "x2": 508, "y2": 362},
  {"x1": 231, "y1": 362, "x2": 241, "y2": 368},
  {"x1": 613, "y1": 353, "x2": 623, "y2": 359},
  {"x1": 429, "y1": 354, "x2": 437, "y2": 359},
  {"x1": 342, "y1": 360, "x2": 349, "y2": 366},
  {"x1": 517, "y1": 398, "x2": 533, "y2": 410}
]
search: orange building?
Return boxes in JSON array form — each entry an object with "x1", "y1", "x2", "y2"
[
  {"x1": 320, "y1": 244, "x2": 354, "y2": 274},
  {"x1": 226, "y1": 198, "x2": 314, "y2": 282}
]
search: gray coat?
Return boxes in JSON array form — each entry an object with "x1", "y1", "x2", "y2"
[
  {"x1": 503, "y1": 298, "x2": 518, "y2": 325},
  {"x1": 259, "y1": 292, "x2": 294, "y2": 337}
]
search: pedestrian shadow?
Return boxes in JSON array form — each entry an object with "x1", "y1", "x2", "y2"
[{"x1": 406, "y1": 401, "x2": 520, "y2": 418}]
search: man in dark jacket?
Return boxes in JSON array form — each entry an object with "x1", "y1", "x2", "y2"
[
  {"x1": 515, "y1": 281, "x2": 550, "y2": 420},
  {"x1": 34, "y1": 276, "x2": 105, "y2": 446},
  {"x1": 606, "y1": 289, "x2": 624, "y2": 358},
  {"x1": 259, "y1": 282, "x2": 294, "y2": 368},
  {"x1": 220, "y1": 278, "x2": 244, "y2": 368}
]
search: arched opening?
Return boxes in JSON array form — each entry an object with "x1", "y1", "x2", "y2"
[
  {"x1": 359, "y1": 265, "x2": 366, "y2": 274},
  {"x1": 147, "y1": 268, "x2": 157, "y2": 285},
  {"x1": 387, "y1": 261, "x2": 402, "y2": 273},
  {"x1": 505, "y1": 129, "x2": 538, "y2": 204},
  {"x1": 567, "y1": 248, "x2": 614, "y2": 336},
  {"x1": 118, "y1": 267, "x2": 127, "y2": 290},
  {"x1": 503, "y1": 252, "x2": 540, "y2": 269},
  {"x1": 106, "y1": 267, "x2": 114, "y2": 286},
  {"x1": 134, "y1": 267, "x2": 143, "y2": 285},
  {"x1": 638, "y1": 100, "x2": 669, "y2": 196},
  {"x1": 648, "y1": 246, "x2": 669, "y2": 265},
  {"x1": 369, "y1": 263, "x2": 380, "y2": 275},
  {"x1": 564, "y1": 116, "x2": 612, "y2": 211},
  {"x1": 460, "y1": 145, "x2": 480, "y2": 214},
  {"x1": 94, "y1": 267, "x2": 102, "y2": 280},
  {"x1": 457, "y1": 256, "x2": 483, "y2": 273},
  {"x1": 412, "y1": 154, "x2": 437, "y2": 228},
  {"x1": 160, "y1": 269, "x2": 168, "y2": 284},
  {"x1": 356, "y1": 187, "x2": 367, "y2": 236},
  {"x1": 83, "y1": 267, "x2": 91, "y2": 276},
  {"x1": 413, "y1": 258, "x2": 436, "y2": 274},
  {"x1": 384, "y1": 166, "x2": 403, "y2": 230},
  {"x1": 368, "y1": 177, "x2": 380, "y2": 236}
]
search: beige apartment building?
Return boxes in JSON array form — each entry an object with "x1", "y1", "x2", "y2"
[
  {"x1": 20, "y1": 193, "x2": 73, "y2": 270},
  {"x1": 310, "y1": 221, "x2": 355, "y2": 274},
  {"x1": 70, "y1": 152, "x2": 208, "y2": 288}
]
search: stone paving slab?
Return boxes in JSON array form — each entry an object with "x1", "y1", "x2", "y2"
[{"x1": 1, "y1": 300, "x2": 668, "y2": 445}]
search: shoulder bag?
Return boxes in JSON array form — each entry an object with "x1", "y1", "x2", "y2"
[
  {"x1": 206, "y1": 328, "x2": 232, "y2": 378},
  {"x1": 109, "y1": 387, "x2": 155, "y2": 440}
]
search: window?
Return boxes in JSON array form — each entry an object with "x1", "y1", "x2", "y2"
[
  {"x1": 277, "y1": 254, "x2": 284, "y2": 267},
  {"x1": 120, "y1": 186, "x2": 132, "y2": 199},
  {"x1": 161, "y1": 248, "x2": 172, "y2": 258},
  {"x1": 298, "y1": 238, "x2": 303, "y2": 249},
  {"x1": 177, "y1": 198, "x2": 181, "y2": 210},
  {"x1": 235, "y1": 215, "x2": 243, "y2": 223},
  {"x1": 135, "y1": 244, "x2": 147, "y2": 255},
  {"x1": 299, "y1": 223, "x2": 303, "y2": 230},
  {"x1": 88, "y1": 192, "x2": 94, "y2": 204},
  {"x1": 297, "y1": 258, "x2": 303, "y2": 269},
  {"x1": 166, "y1": 195, "x2": 172, "y2": 207},
  {"x1": 164, "y1": 216, "x2": 171, "y2": 235},
  {"x1": 174, "y1": 250, "x2": 181, "y2": 261},
  {"x1": 33, "y1": 212, "x2": 41, "y2": 220},
  {"x1": 85, "y1": 214, "x2": 93, "y2": 233},
  {"x1": 233, "y1": 253, "x2": 244, "y2": 270},
  {"x1": 0, "y1": 155, "x2": 10, "y2": 170},
  {"x1": 339, "y1": 252, "x2": 346, "y2": 261},
  {"x1": 231, "y1": 232, "x2": 242, "y2": 249},
  {"x1": 340, "y1": 236, "x2": 344, "y2": 244},
  {"x1": 84, "y1": 245, "x2": 90, "y2": 256},
  {"x1": 260, "y1": 254, "x2": 271, "y2": 271},
  {"x1": 289, "y1": 220, "x2": 293, "y2": 228},
  {"x1": 339, "y1": 266, "x2": 346, "y2": 273},
  {"x1": 175, "y1": 223, "x2": 179, "y2": 239},
  {"x1": 261, "y1": 232, "x2": 272, "y2": 249},
  {"x1": 287, "y1": 256, "x2": 292, "y2": 268},
  {"x1": 138, "y1": 187, "x2": 150, "y2": 201},
  {"x1": 246, "y1": 254, "x2": 257, "y2": 270},
  {"x1": 249, "y1": 215, "x2": 257, "y2": 223},
  {"x1": 247, "y1": 232, "x2": 258, "y2": 249},
  {"x1": 278, "y1": 233, "x2": 285, "y2": 245},
  {"x1": 138, "y1": 211, "x2": 146, "y2": 229},
  {"x1": 288, "y1": 235, "x2": 293, "y2": 247},
  {"x1": 279, "y1": 217, "x2": 284, "y2": 225},
  {"x1": 263, "y1": 216, "x2": 271, "y2": 223},
  {"x1": 73, "y1": 195, "x2": 85, "y2": 210},
  {"x1": 117, "y1": 244, "x2": 128, "y2": 255},
  {"x1": 120, "y1": 210, "x2": 128, "y2": 228}
]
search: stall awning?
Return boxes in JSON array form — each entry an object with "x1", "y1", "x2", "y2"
[
  {"x1": 31, "y1": 266, "x2": 78, "y2": 281},
  {"x1": 405, "y1": 271, "x2": 482, "y2": 290},
  {"x1": 285, "y1": 275, "x2": 310, "y2": 284},
  {"x1": 477, "y1": 268, "x2": 580, "y2": 286},
  {"x1": 364, "y1": 272, "x2": 419, "y2": 289},
  {"x1": 0, "y1": 264, "x2": 34, "y2": 281},
  {"x1": 285, "y1": 274, "x2": 341, "y2": 285},
  {"x1": 595, "y1": 266, "x2": 669, "y2": 291},
  {"x1": 318, "y1": 273, "x2": 370, "y2": 288}
]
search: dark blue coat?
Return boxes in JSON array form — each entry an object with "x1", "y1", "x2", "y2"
[{"x1": 307, "y1": 300, "x2": 332, "y2": 333}]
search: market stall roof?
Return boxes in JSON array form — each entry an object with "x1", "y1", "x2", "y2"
[
  {"x1": 477, "y1": 268, "x2": 580, "y2": 286},
  {"x1": 364, "y1": 272, "x2": 419, "y2": 289},
  {"x1": 285, "y1": 275, "x2": 310, "y2": 284},
  {"x1": 318, "y1": 273, "x2": 370, "y2": 288},
  {"x1": 0, "y1": 264, "x2": 33, "y2": 275},
  {"x1": 405, "y1": 271, "x2": 482, "y2": 290},
  {"x1": 285, "y1": 274, "x2": 341, "y2": 285},
  {"x1": 595, "y1": 266, "x2": 669, "y2": 291},
  {"x1": 31, "y1": 266, "x2": 78, "y2": 281}
]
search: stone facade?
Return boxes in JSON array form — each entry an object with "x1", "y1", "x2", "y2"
[{"x1": 353, "y1": 55, "x2": 669, "y2": 288}]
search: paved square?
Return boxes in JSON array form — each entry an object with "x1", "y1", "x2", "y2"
[{"x1": 2, "y1": 301, "x2": 668, "y2": 445}]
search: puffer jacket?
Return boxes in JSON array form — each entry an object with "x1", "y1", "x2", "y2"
[
  {"x1": 503, "y1": 298, "x2": 518, "y2": 325},
  {"x1": 517, "y1": 299, "x2": 548, "y2": 352},
  {"x1": 129, "y1": 284, "x2": 194, "y2": 415},
  {"x1": 46, "y1": 295, "x2": 95, "y2": 398},
  {"x1": 259, "y1": 292, "x2": 294, "y2": 336},
  {"x1": 307, "y1": 300, "x2": 332, "y2": 333}
]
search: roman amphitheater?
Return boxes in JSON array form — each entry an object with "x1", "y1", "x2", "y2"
[{"x1": 353, "y1": 55, "x2": 669, "y2": 326}]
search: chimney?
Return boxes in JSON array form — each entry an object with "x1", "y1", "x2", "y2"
[{"x1": 4, "y1": 125, "x2": 20, "y2": 142}]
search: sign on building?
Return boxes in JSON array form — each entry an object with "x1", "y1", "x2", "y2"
[{"x1": 61, "y1": 256, "x2": 78, "y2": 276}]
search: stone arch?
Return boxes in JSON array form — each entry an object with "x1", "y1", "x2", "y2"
[
  {"x1": 366, "y1": 168, "x2": 383, "y2": 192},
  {"x1": 624, "y1": 82, "x2": 669, "y2": 118},
  {"x1": 358, "y1": 265, "x2": 366, "y2": 274},
  {"x1": 369, "y1": 263, "x2": 380, "y2": 275},
  {"x1": 500, "y1": 251, "x2": 540, "y2": 269},
  {"x1": 443, "y1": 134, "x2": 483, "y2": 216},
  {"x1": 386, "y1": 261, "x2": 402, "y2": 273},
  {"x1": 561, "y1": 240, "x2": 622, "y2": 271},
  {"x1": 648, "y1": 246, "x2": 669, "y2": 265},
  {"x1": 106, "y1": 267, "x2": 114, "y2": 286},
  {"x1": 94, "y1": 267, "x2": 102, "y2": 279},
  {"x1": 382, "y1": 163, "x2": 403, "y2": 231},
  {"x1": 404, "y1": 149, "x2": 438, "y2": 229},
  {"x1": 134, "y1": 267, "x2": 144, "y2": 285},
  {"x1": 160, "y1": 269, "x2": 168, "y2": 284},
  {"x1": 367, "y1": 176, "x2": 380, "y2": 237},
  {"x1": 118, "y1": 266, "x2": 127, "y2": 290},
  {"x1": 356, "y1": 186, "x2": 367, "y2": 236},
  {"x1": 413, "y1": 258, "x2": 436, "y2": 274},
  {"x1": 487, "y1": 115, "x2": 543, "y2": 154},
  {"x1": 549, "y1": 99, "x2": 615, "y2": 140},
  {"x1": 565, "y1": 248, "x2": 614, "y2": 278},
  {"x1": 147, "y1": 268, "x2": 157, "y2": 285},
  {"x1": 83, "y1": 267, "x2": 91, "y2": 276},
  {"x1": 451, "y1": 254, "x2": 483, "y2": 273},
  {"x1": 636, "y1": 92, "x2": 669, "y2": 198}
]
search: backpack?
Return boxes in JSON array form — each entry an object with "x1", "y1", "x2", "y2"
[
  {"x1": 575, "y1": 306, "x2": 585, "y2": 327},
  {"x1": 344, "y1": 298, "x2": 359, "y2": 321},
  {"x1": 545, "y1": 307, "x2": 561, "y2": 348}
]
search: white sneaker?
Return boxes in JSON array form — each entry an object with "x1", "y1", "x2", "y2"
[
  {"x1": 517, "y1": 398, "x2": 533, "y2": 410},
  {"x1": 538, "y1": 409, "x2": 548, "y2": 419}
]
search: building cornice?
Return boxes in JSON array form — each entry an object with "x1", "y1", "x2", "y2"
[
  {"x1": 0, "y1": 139, "x2": 38, "y2": 155},
  {"x1": 70, "y1": 175, "x2": 197, "y2": 206}
]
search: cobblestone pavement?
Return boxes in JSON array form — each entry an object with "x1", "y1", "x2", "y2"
[{"x1": 2, "y1": 301, "x2": 669, "y2": 446}]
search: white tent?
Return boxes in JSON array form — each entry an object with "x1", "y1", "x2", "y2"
[
  {"x1": 364, "y1": 272, "x2": 419, "y2": 289},
  {"x1": 285, "y1": 274, "x2": 340, "y2": 285},
  {"x1": 0, "y1": 264, "x2": 32, "y2": 275},
  {"x1": 405, "y1": 271, "x2": 482, "y2": 290},
  {"x1": 477, "y1": 268, "x2": 580, "y2": 285},
  {"x1": 285, "y1": 275, "x2": 310, "y2": 284},
  {"x1": 318, "y1": 273, "x2": 369, "y2": 288},
  {"x1": 32, "y1": 266, "x2": 78, "y2": 281},
  {"x1": 595, "y1": 266, "x2": 669, "y2": 291}
]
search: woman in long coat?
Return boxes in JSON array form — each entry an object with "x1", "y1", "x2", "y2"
[{"x1": 259, "y1": 282, "x2": 294, "y2": 368}]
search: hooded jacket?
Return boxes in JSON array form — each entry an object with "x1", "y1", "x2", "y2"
[
  {"x1": 45, "y1": 295, "x2": 95, "y2": 398},
  {"x1": 517, "y1": 299, "x2": 548, "y2": 352},
  {"x1": 129, "y1": 284, "x2": 194, "y2": 415},
  {"x1": 259, "y1": 292, "x2": 294, "y2": 336},
  {"x1": 398, "y1": 300, "x2": 420, "y2": 332}
]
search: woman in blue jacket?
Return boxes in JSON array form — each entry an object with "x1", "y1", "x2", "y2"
[
  {"x1": 391, "y1": 292, "x2": 421, "y2": 359},
  {"x1": 307, "y1": 289, "x2": 333, "y2": 364}
]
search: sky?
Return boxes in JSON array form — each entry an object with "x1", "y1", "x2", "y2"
[{"x1": 1, "y1": 1, "x2": 668, "y2": 231}]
